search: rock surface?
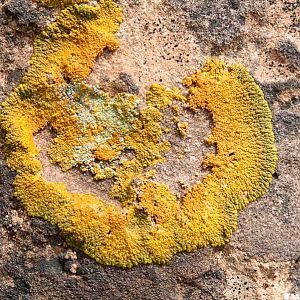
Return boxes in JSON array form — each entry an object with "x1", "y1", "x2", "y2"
[{"x1": 0, "y1": 0, "x2": 299, "y2": 299}]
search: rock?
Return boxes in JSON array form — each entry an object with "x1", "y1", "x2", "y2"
[{"x1": 0, "y1": 0, "x2": 299, "y2": 299}]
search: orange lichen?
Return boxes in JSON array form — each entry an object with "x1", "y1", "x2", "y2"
[
  {"x1": 180, "y1": 60, "x2": 278, "y2": 247},
  {"x1": 0, "y1": 0, "x2": 277, "y2": 267}
]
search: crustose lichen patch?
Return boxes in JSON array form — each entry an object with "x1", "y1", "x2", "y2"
[{"x1": 0, "y1": 0, "x2": 277, "y2": 267}]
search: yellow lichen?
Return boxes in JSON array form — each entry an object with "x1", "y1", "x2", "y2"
[
  {"x1": 146, "y1": 84, "x2": 185, "y2": 109},
  {"x1": 177, "y1": 121, "x2": 188, "y2": 136},
  {"x1": 34, "y1": 0, "x2": 89, "y2": 8},
  {"x1": 0, "y1": 0, "x2": 277, "y2": 267}
]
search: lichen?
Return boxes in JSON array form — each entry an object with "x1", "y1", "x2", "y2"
[
  {"x1": 146, "y1": 84, "x2": 185, "y2": 109},
  {"x1": 181, "y1": 59, "x2": 278, "y2": 246},
  {"x1": 34, "y1": 0, "x2": 89, "y2": 8},
  {"x1": 177, "y1": 121, "x2": 188, "y2": 136},
  {"x1": 0, "y1": 0, "x2": 277, "y2": 267}
]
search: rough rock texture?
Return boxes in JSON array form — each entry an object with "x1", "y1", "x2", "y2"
[{"x1": 0, "y1": 0, "x2": 299, "y2": 299}]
